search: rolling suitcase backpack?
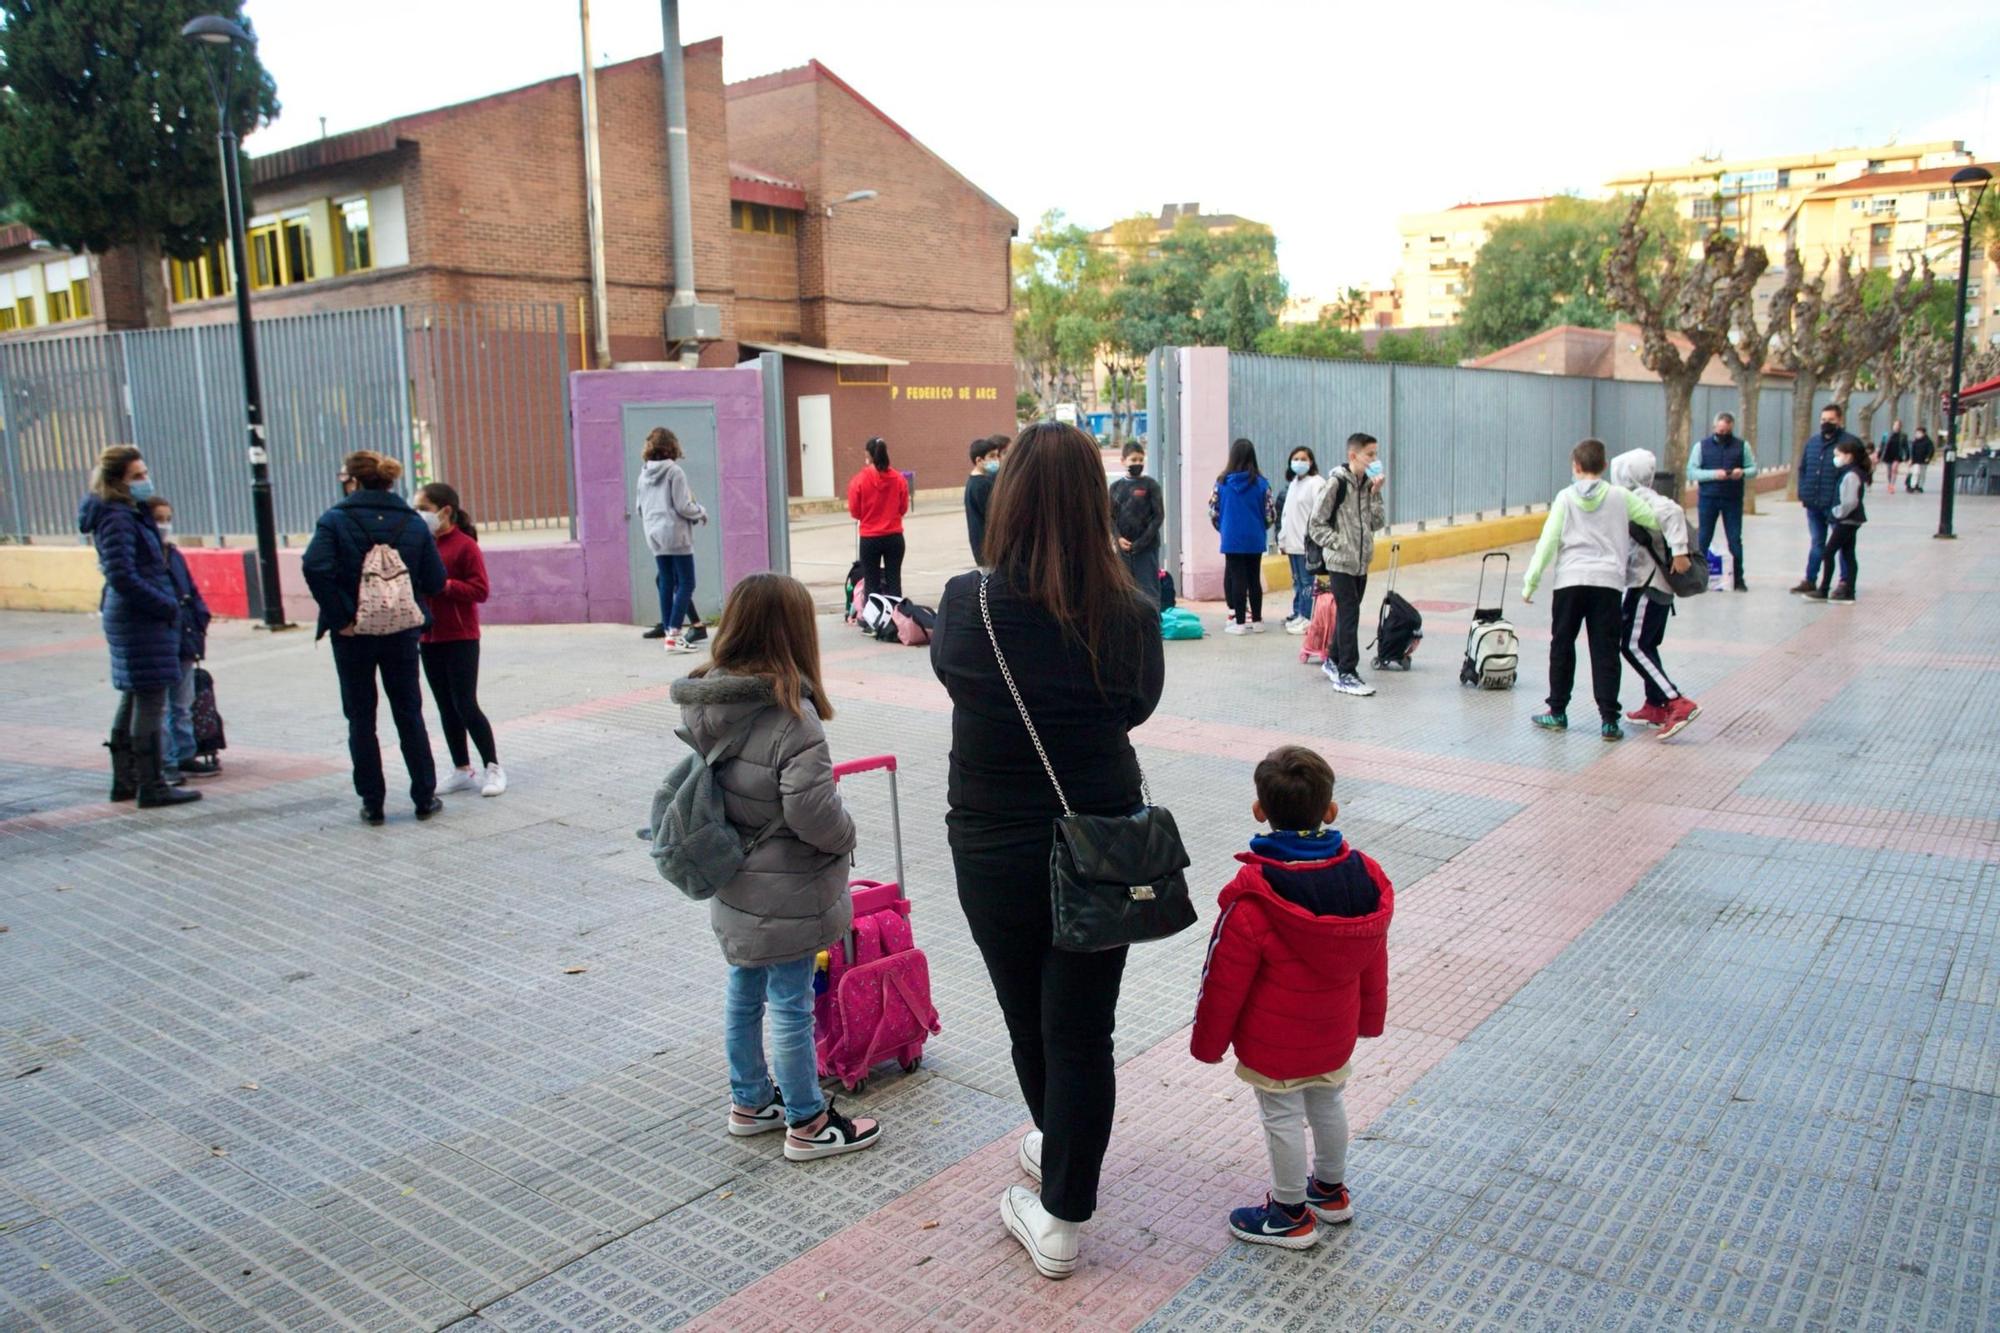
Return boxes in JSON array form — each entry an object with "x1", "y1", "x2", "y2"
[
  {"x1": 1369, "y1": 543, "x2": 1423, "y2": 671},
  {"x1": 1299, "y1": 581, "x2": 1337, "y2": 665},
  {"x1": 815, "y1": 755, "x2": 940, "y2": 1092},
  {"x1": 1459, "y1": 552, "x2": 1520, "y2": 690}
]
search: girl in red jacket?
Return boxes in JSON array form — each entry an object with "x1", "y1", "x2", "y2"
[
  {"x1": 1191, "y1": 745, "x2": 1391, "y2": 1250},
  {"x1": 845, "y1": 437, "x2": 910, "y2": 600},
  {"x1": 416, "y1": 483, "x2": 505, "y2": 798}
]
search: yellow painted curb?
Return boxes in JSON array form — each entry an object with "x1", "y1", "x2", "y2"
[
  {"x1": 1262, "y1": 511, "x2": 1547, "y2": 591},
  {"x1": 0, "y1": 545, "x2": 103, "y2": 612}
]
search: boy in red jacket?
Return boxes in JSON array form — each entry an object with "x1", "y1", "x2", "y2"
[{"x1": 1190, "y1": 745, "x2": 1392, "y2": 1249}]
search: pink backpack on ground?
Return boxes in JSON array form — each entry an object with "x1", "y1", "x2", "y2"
[{"x1": 1300, "y1": 587, "x2": 1338, "y2": 664}]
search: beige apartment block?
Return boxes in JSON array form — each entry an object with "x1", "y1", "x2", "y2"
[{"x1": 1395, "y1": 197, "x2": 1553, "y2": 326}]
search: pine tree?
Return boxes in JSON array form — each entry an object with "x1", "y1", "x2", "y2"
[{"x1": 0, "y1": 0, "x2": 279, "y2": 326}]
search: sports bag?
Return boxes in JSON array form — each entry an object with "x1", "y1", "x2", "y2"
[
  {"x1": 191, "y1": 666, "x2": 227, "y2": 752},
  {"x1": 891, "y1": 598, "x2": 935, "y2": 647},
  {"x1": 1630, "y1": 521, "x2": 1707, "y2": 598},
  {"x1": 817, "y1": 884, "x2": 941, "y2": 1091},
  {"x1": 1461, "y1": 619, "x2": 1519, "y2": 690},
  {"x1": 980, "y1": 574, "x2": 1195, "y2": 952},
  {"x1": 844, "y1": 561, "x2": 866, "y2": 623},
  {"x1": 1161, "y1": 607, "x2": 1204, "y2": 640},
  {"x1": 858, "y1": 591, "x2": 900, "y2": 641},
  {"x1": 344, "y1": 512, "x2": 426, "y2": 635},
  {"x1": 648, "y1": 718, "x2": 783, "y2": 901},
  {"x1": 1158, "y1": 569, "x2": 1177, "y2": 610}
]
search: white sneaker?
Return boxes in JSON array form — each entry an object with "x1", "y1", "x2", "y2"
[
  {"x1": 1019, "y1": 1131, "x2": 1043, "y2": 1184},
  {"x1": 669, "y1": 635, "x2": 704, "y2": 654},
  {"x1": 1000, "y1": 1185, "x2": 1077, "y2": 1280},
  {"x1": 662, "y1": 635, "x2": 680, "y2": 654},
  {"x1": 438, "y1": 767, "x2": 480, "y2": 795},
  {"x1": 1249, "y1": 621, "x2": 1268, "y2": 634},
  {"x1": 1285, "y1": 618, "x2": 1309, "y2": 635},
  {"x1": 1224, "y1": 622, "x2": 1251, "y2": 636},
  {"x1": 1333, "y1": 671, "x2": 1377, "y2": 697},
  {"x1": 480, "y1": 763, "x2": 507, "y2": 797}
]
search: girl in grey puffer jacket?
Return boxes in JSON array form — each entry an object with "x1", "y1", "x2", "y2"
[{"x1": 669, "y1": 572, "x2": 883, "y2": 1162}]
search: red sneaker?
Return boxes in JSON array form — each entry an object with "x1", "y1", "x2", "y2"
[
  {"x1": 1658, "y1": 697, "x2": 1701, "y2": 740},
  {"x1": 1625, "y1": 701, "x2": 1669, "y2": 728}
]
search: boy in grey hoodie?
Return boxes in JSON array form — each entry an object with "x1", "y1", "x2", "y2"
[
  {"x1": 1521, "y1": 439, "x2": 1661, "y2": 741},
  {"x1": 1610, "y1": 449, "x2": 1700, "y2": 740}
]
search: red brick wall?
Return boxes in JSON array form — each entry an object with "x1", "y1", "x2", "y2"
[
  {"x1": 781, "y1": 357, "x2": 1014, "y2": 497},
  {"x1": 731, "y1": 228, "x2": 802, "y2": 342}
]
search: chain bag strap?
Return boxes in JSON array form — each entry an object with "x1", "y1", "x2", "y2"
[{"x1": 978, "y1": 574, "x2": 1195, "y2": 952}]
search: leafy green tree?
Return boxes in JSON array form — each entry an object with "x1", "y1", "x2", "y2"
[
  {"x1": 0, "y1": 0, "x2": 279, "y2": 326},
  {"x1": 1459, "y1": 194, "x2": 1681, "y2": 354},
  {"x1": 1373, "y1": 327, "x2": 1468, "y2": 366},
  {"x1": 1112, "y1": 219, "x2": 1286, "y2": 353},
  {"x1": 1255, "y1": 323, "x2": 1365, "y2": 359},
  {"x1": 1012, "y1": 210, "x2": 1113, "y2": 416}
]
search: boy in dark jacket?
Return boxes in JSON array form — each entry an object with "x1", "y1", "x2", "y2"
[
  {"x1": 964, "y1": 436, "x2": 1004, "y2": 564},
  {"x1": 144, "y1": 496, "x2": 217, "y2": 780},
  {"x1": 1793, "y1": 404, "x2": 1862, "y2": 595},
  {"x1": 1191, "y1": 746, "x2": 1392, "y2": 1250},
  {"x1": 1109, "y1": 444, "x2": 1164, "y2": 608}
]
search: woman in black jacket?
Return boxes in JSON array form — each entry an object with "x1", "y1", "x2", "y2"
[
  {"x1": 1108, "y1": 443, "x2": 1164, "y2": 608},
  {"x1": 302, "y1": 450, "x2": 449, "y2": 825},
  {"x1": 930, "y1": 422, "x2": 1165, "y2": 1281},
  {"x1": 76, "y1": 446, "x2": 201, "y2": 808}
]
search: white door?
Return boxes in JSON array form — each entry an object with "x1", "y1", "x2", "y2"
[{"x1": 800, "y1": 394, "x2": 834, "y2": 498}]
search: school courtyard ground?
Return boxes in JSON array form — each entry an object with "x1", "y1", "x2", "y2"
[{"x1": 3, "y1": 491, "x2": 1997, "y2": 1331}]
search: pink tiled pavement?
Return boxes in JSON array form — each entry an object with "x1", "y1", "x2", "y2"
[{"x1": 687, "y1": 555, "x2": 1965, "y2": 1330}]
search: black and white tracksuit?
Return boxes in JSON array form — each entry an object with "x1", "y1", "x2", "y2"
[{"x1": 1609, "y1": 453, "x2": 1688, "y2": 710}]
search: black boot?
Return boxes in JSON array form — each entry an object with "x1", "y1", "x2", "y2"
[
  {"x1": 105, "y1": 733, "x2": 137, "y2": 802},
  {"x1": 135, "y1": 734, "x2": 203, "y2": 808}
]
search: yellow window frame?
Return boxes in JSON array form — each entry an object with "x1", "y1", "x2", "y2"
[
  {"x1": 14, "y1": 297, "x2": 36, "y2": 328},
  {"x1": 70, "y1": 278, "x2": 92, "y2": 320},
  {"x1": 47, "y1": 288, "x2": 73, "y2": 323},
  {"x1": 335, "y1": 197, "x2": 372, "y2": 274},
  {"x1": 0, "y1": 307, "x2": 16, "y2": 332}
]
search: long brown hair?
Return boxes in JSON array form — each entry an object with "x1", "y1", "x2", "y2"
[
  {"x1": 983, "y1": 422, "x2": 1148, "y2": 679},
  {"x1": 694, "y1": 573, "x2": 833, "y2": 720},
  {"x1": 91, "y1": 445, "x2": 143, "y2": 501}
]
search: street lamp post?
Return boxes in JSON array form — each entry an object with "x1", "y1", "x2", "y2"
[
  {"x1": 1938, "y1": 165, "x2": 1991, "y2": 541},
  {"x1": 181, "y1": 15, "x2": 288, "y2": 627}
]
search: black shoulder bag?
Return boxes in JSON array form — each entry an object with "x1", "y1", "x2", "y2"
[{"x1": 978, "y1": 574, "x2": 1196, "y2": 952}]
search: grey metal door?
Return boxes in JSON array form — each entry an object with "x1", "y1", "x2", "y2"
[{"x1": 623, "y1": 402, "x2": 723, "y2": 626}]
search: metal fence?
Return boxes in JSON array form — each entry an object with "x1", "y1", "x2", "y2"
[
  {"x1": 0, "y1": 301, "x2": 571, "y2": 541},
  {"x1": 1224, "y1": 352, "x2": 1917, "y2": 528}
]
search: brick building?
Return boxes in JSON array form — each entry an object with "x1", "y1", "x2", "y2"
[{"x1": 0, "y1": 39, "x2": 1016, "y2": 498}]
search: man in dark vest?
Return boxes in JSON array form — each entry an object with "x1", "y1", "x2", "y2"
[
  {"x1": 1686, "y1": 411, "x2": 1756, "y2": 592},
  {"x1": 1793, "y1": 403, "x2": 1861, "y2": 595}
]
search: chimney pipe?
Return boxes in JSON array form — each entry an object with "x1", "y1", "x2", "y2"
[{"x1": 660, "y1": 0, "x2": 704, "y2": 367}]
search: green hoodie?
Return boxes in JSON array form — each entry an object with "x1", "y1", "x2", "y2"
[{"x1": 1522, "y1": 478, "x2": 1661, "y2": 599}]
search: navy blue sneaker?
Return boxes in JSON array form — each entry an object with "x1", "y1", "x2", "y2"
[
  {"x1": 1227, "y1": 1195, "x2": 1318, "y2": 1250},
  {"x1": 1305, "y1": 1178, "x2": 1354, "y2": 1224}
]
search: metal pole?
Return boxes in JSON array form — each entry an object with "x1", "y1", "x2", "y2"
[
  {"x1": 0, "y1": 352, "x2": 23, "y2": 540},
  {"x1": 578, "y1": 0, "x2": 613, "y2": 370},
  {"x1": 660, "y1": 0, "x2": 700, "y2": 367},
  {"x1": 1938, "y1": 225, "x2": 1972, "y2": 540},
  {"x1": 217, "y1": 124, "x2": 289, "y2": 624}
]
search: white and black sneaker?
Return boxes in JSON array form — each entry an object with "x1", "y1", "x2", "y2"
[
  {"x1": 783, "y1": 1101, "x2": 881, "y2": 1161},
  {"x1": 1001, "y1": 1185, "x2": 1078, "y2": 1279},
  {"x1": 1018, "y1": 1130, "x2": 1043, "y2": 1184},
  {"x1": 727, "y1": 1093, "x2": 785, "y2": 1137},
  {"x1": 1334, "y1": 671, "x2": 1376, "y2": 697}
]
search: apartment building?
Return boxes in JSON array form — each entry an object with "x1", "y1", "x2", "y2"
[{"x1": 1393, "y1": 197, "x2": 1553, "y2": 326}]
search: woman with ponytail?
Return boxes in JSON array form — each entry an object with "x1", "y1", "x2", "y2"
[{"x1": 415, "y1": 482, "x2": 504, "y2": 797}]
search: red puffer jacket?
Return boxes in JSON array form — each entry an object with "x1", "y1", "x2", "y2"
[{"x1": 1190, "y1": 842, "x2": 1392, "y2": 1081}]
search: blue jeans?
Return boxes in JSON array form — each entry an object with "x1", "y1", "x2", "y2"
[
  {"x1": 1696, "y1": 493, "x2": 1744, "y2": 577},
  {"x1": 725, "y1": 957, "x2": 825, "y2": 1126},
  {"x1": 1804, "y1": 508, "x2": 1830, "y2": 585},
  {"x1": 1287, "y1": 554, "x2": 1314, "y2": 622},
  {"x1": 655, "y1": 553, "x2": 696, "y2": 631},
  {"x1": 160, "y1": 659, "x2": 197, "y2": 767}
]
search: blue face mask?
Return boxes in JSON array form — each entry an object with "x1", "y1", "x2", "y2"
[
  {"x1": 984, "y1": 460, "x2": 1000, "y2": 475},
  {"x1": 129, "y1": 479, "x2": 156, "y2": 502},
  {"x1": 1290, "y1": 459, "x2": 1310, "y2": 477},
  {"x1": 1365, "y1": 459, "x2": 1383, "y2": 480}
]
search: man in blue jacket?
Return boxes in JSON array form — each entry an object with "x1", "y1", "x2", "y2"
[
  {"x1": 1793, "y1": 403, "x2": 1860, "y2": 595},
  {"x1": 1686, "y1": 411, "x2": 1757, "y2": 591}
]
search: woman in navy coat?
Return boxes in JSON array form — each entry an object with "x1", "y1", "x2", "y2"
[{"x1": 77, "y1": 447, "x2": 201, "y2": 808}]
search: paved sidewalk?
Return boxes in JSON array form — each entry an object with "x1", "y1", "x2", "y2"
[{"x1": 2, "y1": 493, "x2": 1996, "y2": 1330}]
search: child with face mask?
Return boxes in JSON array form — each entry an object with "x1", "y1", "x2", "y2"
[
  {"x1": 414, "y1": 483, "x2": 505, "y2": 798},
  {"x1": 1275, "y1": 448, "x2": 1326, "y2": 632},
  {"x1": 1110, "y1": 444, "x2": 1164, "y2": 608},
  {"x1": 143, "y1": 495, "x2": 216, "y2": 783}
]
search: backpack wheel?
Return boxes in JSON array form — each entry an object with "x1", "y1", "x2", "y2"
[{"x1": 900, "y1": 1056, "x2": 922, "y2": 1074}]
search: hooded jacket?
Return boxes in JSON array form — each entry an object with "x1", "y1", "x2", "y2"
[
  {"x1": 1190, "y1": 832, "x2": 1393, "y2": 1082},
  {"x1": 1306, "y1": 466, "x2": 1387, "y2": 575},
  {"x1": 847, "y1": 465, "x2": 909, "y2": 538},
  {"x1": 637, "y1": 458, "x2": 705, "y2": 556},
  {"x1": 1214, "y1": 470, "x2": 1273, "y2": 555},
  {"x1": 671, "y1": 670, "x2": 858, "y2": 968},
  {"x1": 1276, "y1": 472, "x2": 1327, "y2": 557},
  {"x1": 1610, "y1": 450, "x2": 1691, "y2": 597},
  {"x1": 162, "y1": 543, "x2": 212, "y2": 662},
  {"x1": 77, "y1": 494, "x2": 183, "y2": 691},
  {"x1": 1521, "y1": 476, "x2": 1661, "y2": 600},
  {"x1": 1911, "y1": 431, "x2": 1936, "y2": 464},
  {"x1": 1798, "y1": 428, "x2": 1859, "y2": 512},
  {"x1": 1110, "y1": 471, "x2": 1164, "y2": 551},
  {"x1": 301, "y1": 489, "x2": 449, "y2": 640}
]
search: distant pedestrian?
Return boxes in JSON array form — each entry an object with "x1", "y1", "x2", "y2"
[
  {"x1": 965, "y1": 435, "x2": 1005, "y2": 565},
  {"x1": 77, "y1": 446, "x2": 201, "y2": 808},
  {"x1": 1275, "y1": 447, "x2": 1326, "y2": 632},
  {"x1": 1610, "y1": 451, "x2": 1699, "y2": 740},
  {"x1": 930, "y1": 422, "x2": 1162, "y2": 1281},
  {"x1": 636, "y1": 427, "x2": 708, "y2": 654},
  {"x1": 415, "y1": 483, "x2": 504, "y2": 799},
  {"x1": 1687, "y1": 411, "x2": 1755, "y2": 591},
  {"x1": 1792, "y1": 404, "x2": 1862, "y2": 596},
  {"x1": 1307, "y1": 434, "x2": 1388, "y2": 695},
  {"x1": 1190, "y1": 745, "x2": 1391, "y2": 1250},
  {"x1": 141, "y1": 495, "x2": 217, "y2": 783},
  {"x1": 848, "y1": 437, "x2": 910, "y2": 599},
  {"x1": 302, "y1": 450, "x2": 448, "y2": 825},
  {"x1": 1804, "y1": 438, "x2": 1870, "y2": 604},
  {"x1": 1110, "y1": 443, "x2": 1165, "y2": 608},
  {"x1": 669, "y1": 572, "x2": 879, "y2": 1163},
  {"x1": 1212, "y1": 437, "x2": 1275, "y2": 634},
  {"x1": 1909, "y1": 426, "x2": 1936, "y2": 492},
  {"x1": 1522, "y1": 439, "x2": 1663, "y2": 741},
  {"x1": 1880, "y1": 419, "x2": 1909, "y2": 494}
]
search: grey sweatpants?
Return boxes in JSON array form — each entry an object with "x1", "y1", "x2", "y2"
[{"x1": 1256, "y1": 1083, "x2": 1349, "y2": 1205}]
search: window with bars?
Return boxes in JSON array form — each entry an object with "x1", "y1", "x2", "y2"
[{"x1": 836, "y1": 364, "x2": 890, "y2": 386}]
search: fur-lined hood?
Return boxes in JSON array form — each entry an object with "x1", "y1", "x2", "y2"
[{"x1": 669, "y1": 670, "x2": 817, "y2": 710}]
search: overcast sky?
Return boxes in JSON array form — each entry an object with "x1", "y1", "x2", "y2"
[{"x1": 245, "y1": 0, "x2": 2000, "y2": 298}]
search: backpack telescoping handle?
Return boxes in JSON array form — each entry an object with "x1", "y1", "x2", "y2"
[
  {"x1": 832, "y1": 755, "x2": 903, "y2": 901},
  {"x1": 1475, "y1": 551, "x2": 1510, "y2": 614}
]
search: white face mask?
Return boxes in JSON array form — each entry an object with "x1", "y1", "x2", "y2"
[
  {"x1": 157, "y1": 523, "x2": 174, "y2": 543},
  {"x1": 420, "y1": 508, "x2": 445, "y2": 534}
]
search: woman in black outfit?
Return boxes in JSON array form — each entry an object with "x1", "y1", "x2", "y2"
[{"x1": 930, "y1": 422, "x2": 1165, "y2": 1281}]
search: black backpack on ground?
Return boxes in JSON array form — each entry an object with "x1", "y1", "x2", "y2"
[
  {"x1": 192, "y1": 667, "x2": 227, "y2": 754},
  {"x1": 1369, "y1": 543, "x2": 1423, "y2": 670}
]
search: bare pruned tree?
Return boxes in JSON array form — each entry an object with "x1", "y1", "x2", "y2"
[
  {"x1": 1836, "y1": 262, "x2": 1930, "y2": 445},
  {"x1": 1778, "y1": 255, "x2": 1866, "y2": 499},
  {"x1": 1719, "y1": 250, "x2": 1804, "y2": 516},
  {"x1": 1605, "y1": 190, "x2": 1770, "y2": 480}
]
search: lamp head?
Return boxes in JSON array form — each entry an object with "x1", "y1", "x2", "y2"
[
  {"x1": 179, "y1": 15, "x2": 253, "y2": 46},
  {"x1": 1949, "y1": 165, "x2": 1991, "y2": 224}
]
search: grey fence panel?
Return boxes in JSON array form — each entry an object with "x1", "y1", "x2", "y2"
[
  {"x1": 1449, "y1": 370, "x2": 1508, "y2": 516},
  {"x1": 0, "y1": 333, "x2": 130, "y2": 539},
  {"x1": 1758, "y1": 385, "x2": 1793, "y2": 470},
  {"x1": 1502, "y1": 374, "x2": 1553, "y2": 511},
  {"x1": 1550, "y1": 378, "x2": 1594, "y2": 497},
  {"x1": 1226, "y1": 353, "x2": 1392, "y2": 469},
  {"x1": 1389, "y1": 364, "x2": 1457, "y2": 525},
  {"x1": 263, "y1": 306, "x2": 409, "y2": 534}
]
